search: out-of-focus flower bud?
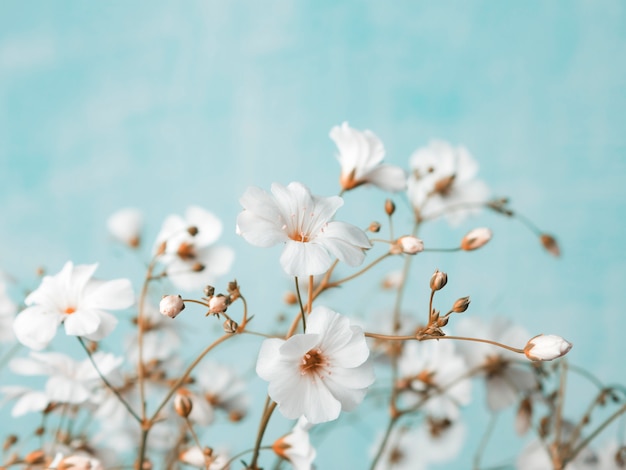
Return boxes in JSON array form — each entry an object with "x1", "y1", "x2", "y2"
[
  {"x1": 452, "y1": 297, "x2": 470, "y2": 313},
  {"x1": 174, "y1": 389, "x2": 193, "y2": 418},
  {"x1": 385, "y1": 199, "x2": 396, "y2": 216},
  {"x1": 515, "y1": 397, "x2": 532, "y2": 436},
  {"x1": 397, "y1": 236, "x2": 424, "y2": 255},
  {"x1": 283, "y1": 291, "x2": 298, "y2": 305},
  {"x1": 208, "y1": 294, "x2": 230, "y2": 314},
  {"x1": 2, "y1": 435, "x2": 17, "y2": 451},
  {"x1": 460, "y1": 227, "x2": 492, "y2": 251},
  {"x1": 368, "y1": 221, "x2": 381, "y2": 233},
  {"x1": 204, "y1": 285, "x2": 215, "y2": 297},
  {"x1": 160, "y1": 295, "x2": 185, "y2": 319},
  {"x1": 107, "y1": 208, "x2": 143, "y2": 248},
  {"x1": 58, "y1": 455, "x2": 104, "y2": 470},
  {"x1": 524, "y1": 334, "x2": 572, "y2": 361},
  {"x1": 24, "y1": 450, "x2": 46, "y2": 465},
  {"x1": 540, "y1": 234, "x2": 560, "y2": 257},
  {"x1": 430, "y1": 270, "x2": 448, "y2": 291}
]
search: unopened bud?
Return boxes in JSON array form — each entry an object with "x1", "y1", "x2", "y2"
[
  {"x1": 187, "y1": 226, "x2": 199, "y2": 236},
  {"x1": 461, "y1": 228, "x2": 492, "y2": 251},
  {"x1": 430, "y1": 270, "x2": 448, "y2": 291},
  {"x1": 283, "y1": 291, "x2": 298, "y2": 305},
  {"x1": 223, "y1": 318, "x2": 238, "y2": 334},
  {"x1": 159, "y1": 295, "x2": 185, "y2": 319},
  {"x1": 24, "y1": 450, "x2": 46, "y2": 465},
  {"x1": 369, "y1": 221, "x2": 381, "y2": 233},
  {"x1": 452, "y1": 297, "x2": 470, "y2": 313},
  {"x1": 540, "y1": 234, "x2": 560, "y2": 257},
  {"x1": 208, "y1": 294, "x2": 230, "y2": 314},
  {"x1": 524, "y1": 334, "x2": 572, "y2": 361},
  {"x1": 174, "y1": 389, "x2": 193, "y2": 418},
  {"x1": 2, "y1": 435, "x2": 17, "y2": 451},
  {"x1": 227, "y1": 280, "x2": 239, "y2": 293},
  {"x1": 397, "y1": 236, "x2": 424, "y2": 255},
  {"x1": 385, "y1": 199, "x2": 396, "y2": 216},
  {"x1": 204, "y1": 285, "x2": 215, "y2": 297}
]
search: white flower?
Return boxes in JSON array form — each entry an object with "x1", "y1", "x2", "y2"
[
  {"x1": 517, "y1": 438, "x2": 599, "y2": 470},
  {"x1": 524, "y1": 334, "x2": 573, "y2": 361},
  {"x1": 194, "y1": 361, "x2": 249, "y2": 422},
  {"x1": 456, "y1": 317, "x2": 538, "y2": 411},
  {"x1": 13, "y1": 262, "x2": 134, "y2": 350},
  {"x1": 273, "y1": 417, "x2": 316, "y2": 470},
  {"x1": 237, "y1": 182, "x2": 371, "y2": 277},
  {"x1": 107, "y1": 208, "x2": 143, "y2": 248},
  {"x1": 256, "y1": 306, "x2": 374, "y2": 423},
  {"x1": 154, "y1": 206, "x2": 234, "y2": 291},
  {"x1": 0, "y1": 280, "x2": 17, "y2": 343},
  {"x1": 397, "y1": 340, "x2": 471, "y2": 419},
  {"x1": 179, "y1": 446, "x2": 230, "y2": 469},
  {"x1": 8, "y1": 351, "x2": 123, "y2": 407},
  {"x1": 330, "y1": 122, "x2": 406, "y2": 192},
  {"x1": 0, "y1": 385, "x2": 49, "y2": 417},
  {"x1": 56, "y1": 455, "x2": 104, "y2": 470},
  {"x1": 598, "y1": 440, "x2": 625, "y2": 470},
  {"x1": 408, "y1": 140, "x2": 489, "y2": 225}
]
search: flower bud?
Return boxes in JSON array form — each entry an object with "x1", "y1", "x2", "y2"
[
  {"x1": 430, "y1": 270, "x2": 448, "y2": 291},
  {"x1": 223, "y1": 318, "x2": 238, "y2": 334},
  {"x1": 460, "y1": 228, "x2": 492, "y2": 251},
  {"x1": 174, "y1": 389, "x2": 193, "y2": 418},
  {"x1": 159, "y1": 295, "x2": 185, "y2": 319},
  {"x1": 385, "y1": 199, "x2": 396, "y2": 216},
  {"x1": 540, "y1": 233, "x2": 560, "y2": 257},
  {"x1": 397, "y1": 236, "x2": 424, "y2": 255},
  {"x1": 524, "y1": 334, "x2": 572, "y2": 361},
  {"x1": 452, "y1": 297, "x2": 470, "y2": 313},
  {"x1": 283, "y1": 291, "x2": 298, "y2": 305},
  {"x1": 368, "y1": 221, "x2": 381, "y2": 233},
  {"x1": 204, "y1": 285, "x2": 215, "y2": 297},
  {"x1": 2, "y1": 435, "x2": 17, "y2": 451},
  {"x1": 208, "y1": 294, "x2": 230, "y2": 314}
]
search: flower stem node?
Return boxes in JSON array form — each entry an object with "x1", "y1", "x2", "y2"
[
  {"x1": 174, "y1": 389, "x2": 193, "y2": 418},
  {"x1": 523, "y1": 334, "x2": 572, "y2": 361},
  {"x1": 159, "y1": 295, "x2": 185, "y2": 319},
  {"x1": 430, "y1": 270, "x2": 448, "y2": 291},
  {"x1": 461, "y1": 227, "x2": 492, "y2": 251},
  {"x1": 393, "y1": 236, "x2": 425, "y2": 255}
]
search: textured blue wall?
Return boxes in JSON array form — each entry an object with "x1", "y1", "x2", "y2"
[{"x1": 1, "y1": 1, "x2": 625, "y2": 467}]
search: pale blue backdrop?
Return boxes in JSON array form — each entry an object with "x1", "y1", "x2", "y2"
[{"x1": 0, "y1": 1, "x2": 625, "y2": 468}]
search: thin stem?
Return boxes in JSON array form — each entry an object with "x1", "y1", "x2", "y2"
[
  {"x1": 423, "y1": 247, "x2": 462, "y2": 253},
  {"x1": 137, "y1": 258, "x2": 158, "y2": 421},
  {"x1": 307, "y1": 275, "x2": 313, "y2": 315},
  {"x1": 427, "y1": 290, "x2": 435, "y2": 325},
  {"x1": 250, "y1": 400, "x2": 277, "y2": 469},
  {"x1": 293, "y1": 277, "x2": 306, "y2": 335},
  {"x1": 218, "y1": 446, "x2": 274, "y2": 470},
  {"x1": 77, "y1": 337, "x2": 140, "y2": 422},
  {"x1": 185, "y1": 418, "x2": 209, "y2": 470},
  {"x1": 323, "y1": 253, "x2": 391, "y2": 290},
  {"x1": 369, "y1": 416, "x2": 398, "y2": 470},
  {"x1": 554, "y1": 361, "x2": 568, "y2": 450},
  {"x1": 181, "y1": 298, "x2": 210, "y2": 309}
]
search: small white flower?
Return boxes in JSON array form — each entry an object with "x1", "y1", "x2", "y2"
[
  {"x1": 237, "y1": 182, "x2": 371, "y2": 277},
  {"x1": 56, "y1": 455, "x2": 104, "y2": 470},
  {"x1": 517, "y1": 437, "x2": 599, "y2": 470},
  {"x1": 408, "y1": 140, "x2": 489, "y2": 225},
  {"x1": 397, "y1": 340, "x2": 471, "y2": 419},
  {"x1": 13, "y1": 262, "x2": 134, "y2": 350},
  {"x1": 456, "y1": 317, "x2": 537, "y2": 411},
  {"x1": 330, "y1": 122, "x2": 406, "y2": 192},
  {"x1": 194, "y1": 361, "x2": 249, "y2": 422},
  {"x1": 179, "y1": 446, "x2": 229, "y2": 469},
  {"x1": 273, "y1": 416, "x2": 316, "y2": 470},
  {"x1": 154, "y1": 206, "x2": 234, "y2": 291},
  {"x1": 524, "y1": 334, "x2": 573, "y2": 361},
  {"x1": 256, "y1": 306, "x2": 374, "y2": 423},
  {"x1": 107, "y1": 208, "x2": 143, "y2": 248}
]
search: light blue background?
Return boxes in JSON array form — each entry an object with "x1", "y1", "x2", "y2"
[{"x1": 0, "y1": 1, "x2": 625, "y2": 468}]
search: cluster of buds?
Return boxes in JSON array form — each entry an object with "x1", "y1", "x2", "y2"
[{"x1": 203, "y1": 285, "x2": 231, "y2": 316}]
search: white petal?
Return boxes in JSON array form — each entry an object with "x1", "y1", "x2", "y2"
[
  {"x1": 256, "y1": 338, "x2": 286, "y2": 381},
  {"x1": 63, "y1": 309, "x2": 101, "y2": 336},
  {"x1": 46, "y1": 376, "x2": 90, "y2": 404},
  {"x1": 186, "y1": 206, "x2": 223, "y2": 247},
  {"x1": 280, "y1": 240, "x2": 332, "y2": 277},
  {"x1": 236, "y1": 210, "x2": 287, "y2": 247},
  {"x1": 363, "y1": 165, "x2": 407, "y2": 192},
  {"x1": 13, "y1": 306, "x2": 60, "y2": 350},
  {"x1": 302, "y1": 375, "x2": 342, "y2": 423},
  {"x1": 86, "y1": 278, "x2": 134, "y2": 310},
  {"x1": 82, "y1": 310, "x2": 118, "y2": 341},
  {"x1": 107, "y1": 208, "x2": 143, "y2": 245},
  {"x1": 12, "y1": 390, "x2": 49, "y2": 416}
]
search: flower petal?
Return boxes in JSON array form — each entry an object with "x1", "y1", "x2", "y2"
[
  {"x1": 87, "y1": 279, "x2": 134, "y2": 310},
  {"x1": 63, "y1": 309, "x2": 101, "y2": 336},
  {"x1": 280, "y1": 240, "x2": 332, "y2": 277},
  {"x1": 13, "y1": 306, "x2": 60, "y2": 350}
]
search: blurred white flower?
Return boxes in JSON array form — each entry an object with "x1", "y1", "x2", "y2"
[
  {"x1": 237, "y1": 182, "x2": 371, "y2": 277},
  {"x1": 330, "y1": 122, "x2": 406, "y2": 192},
  {"x1": 8, "y1": 351, "x2": 123, "y2": 407},
  {"x1": 273, "y1": 416, "x2": 316, "y2": 470},
  {"x1": 256, "y1": 306, "x2": 374, "y2": 423},
  {"x1": 127, "y1": 300, "x2": 182, "y2": 364},
  {"x1": 13, "y1": 262, "x2": 134, "y2": 350},
  {"x1": 0, "y1": 280, "x2": 17, "y2": 343},
  {"x1": 456, "y1": 317, "x2": 537, "y2": 411},
  {"x1": 55, "y1": 455, "x2": 104, "y2": 470},
  {"x1": 598, "y1": 440, "x2": 625, "y2": 470},
  {"x1": 407, "y1": 140, "x2": 489, "y2": 225},
  {"x1": 517, "y1": 437, "x2": 599, "y2": 470},
  {"x1": 154, "y1": 206, "x2": 234, "y2": 291},
  {"x1": 107, "y1": 208, "x2": 143, "y2": 248},
  {"x1": 179, "y1": 446, "x2": 230, "y2": 469},
  {"x1": 194, "y1": 361, "x2": 249, "y2": 422},
  {"x1": 0, "y1": 385, "x2": 49, "y2": 417},
  {"x1": 397, "y1": 340, "x2": 471, "y2": 419}
]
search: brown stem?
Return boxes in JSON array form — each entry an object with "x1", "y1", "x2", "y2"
[{"x1": 249, "y1": 399, "x2": 277, "y2": 469}]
